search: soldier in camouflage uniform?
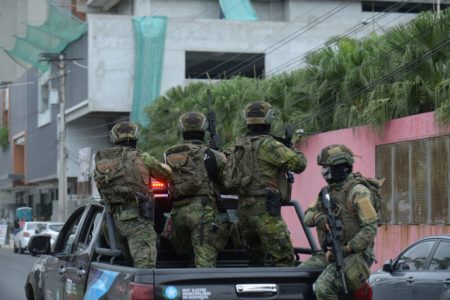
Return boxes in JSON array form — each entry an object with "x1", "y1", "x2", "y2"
[
  {"x1": 300, "y1": 144, "x2": 378, "y2": 300},
  {"x1": 94, "y1": 122, "x2": 172, "y2": 268},
  {"x1": 164, "y1": 112, "x2": 227, "y2": 267},
  {"x1": 228, "y1": 101, "x2": 307, "y2": 267}
]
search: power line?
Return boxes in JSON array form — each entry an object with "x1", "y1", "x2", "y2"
[
  {"x1": 266, "y1": 0, "x2": 450, "y2": 77},
  {"x1": 228, "y1": 0, "x2": 420, "y2": 79},
  {"x1": 284, "y1": 9, "x2": 450, "y2": 114},
  {"x1": 263, "y1": 0, "x2": 424, "y2": 77},
  {"x1": 193, "y1": 1, "x2": 352, "y2": 80},
  {"x1": 291, "y1": 36, "x2": 450, "y2": 130}
]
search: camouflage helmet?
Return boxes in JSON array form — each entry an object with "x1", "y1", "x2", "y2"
[
  {"x1": 110, "y1": 121, "x2": 140, "y2": 144},
  {"x1": 317, "y1": 144, "x2": 354, "y2": 166},
  {"x1": 243, "y1": 101, "x2": 274, "y2": 125},
  {"x1": 177, "y1": 112, "x2": 208, "y2": 133}
]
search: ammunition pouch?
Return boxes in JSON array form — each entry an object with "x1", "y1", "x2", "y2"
[
  {"x1": 209, "y1": 213, "x2": 230, "y2": 251},
  {"x1": 136, "y1": 192, "x2": 155, "y2": 221},
  {"x1": 266, "y1": 188, "x2": 282, "y2": 217},
  {"x1": 344, "y1": 254, "x2": 371, "y2": 292}
]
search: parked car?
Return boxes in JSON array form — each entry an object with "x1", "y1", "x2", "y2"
[
  {"x1": 40, "y1": 222, "x2": 64, "y2": 248},
  {"x1": 369, "y1": 235, "x2": 450, "y2": 300},
  {"x1": 13, "y1": 221, "x2": 47, "y2": 254}
]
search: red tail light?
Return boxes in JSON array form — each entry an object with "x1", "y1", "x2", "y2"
[
  {"x1": 23, "y1": 232, "x2": 30, "y2": 237},
  {"x1": 130, "y1": 282, "x2": 154, "y2": 300},
  {"x1": 353, "y1": 282, "x2": 373, "y2": 300},
  {"x1": 150, "y1": 178, "x2": 167, "y2": 190}
]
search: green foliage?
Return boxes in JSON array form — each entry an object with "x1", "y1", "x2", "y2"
[
  {"x1": 141, "y1": 9, "x2": 450, "y2": 156},
  {"x1": 0, "y1": 127, "x2": 9, "y2": 151}
]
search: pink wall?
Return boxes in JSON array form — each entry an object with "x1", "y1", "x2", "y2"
[{"x1": 287, "y1": 111, "x2": 450, "y2": 269}]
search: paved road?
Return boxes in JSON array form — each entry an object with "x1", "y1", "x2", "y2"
[{"x1": 0, "y1": 246, "x2": 38, "y2": 300}]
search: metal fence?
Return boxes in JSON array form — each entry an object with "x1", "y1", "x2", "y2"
[{"x1": 376, "y1": 135, "x2": 450, "y2": 225}]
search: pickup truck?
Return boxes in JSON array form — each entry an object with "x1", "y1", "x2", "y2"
[{"x1": 25, "y1": 181, "x2": 372, "y2": 300}]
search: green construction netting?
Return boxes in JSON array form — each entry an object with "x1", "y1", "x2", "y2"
[
  {"x1": 3, "y1": 2, "x2": 86, "y2": 73},
  {"x1": 219, "y1": 0, "x2": 258, "y2": 21},
  {"x1": 131, "y1": 16, "x2": 168, "y2": 126}
]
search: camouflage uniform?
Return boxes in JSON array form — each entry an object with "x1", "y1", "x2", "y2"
[
  {"x1": 95, "y1": 122, "x2": 172, "y2": 269},
  {"x1": 300, "y1": 145, "x2": 378, "y2": 300},
  {"x1": 113, "y1": 152, "x2": 172, "y2": 268},
  {"x1": 234, "y1": 101, "x2": 307, "y2": 267},
  {"x1": 165, "y1": 112, "x2": 226, "y2": 267}
]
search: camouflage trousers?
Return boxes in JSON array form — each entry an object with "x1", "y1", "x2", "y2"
[
  {"x1": 299, "y1": 252, "x2": 370, "y2": 300},
  {"x1": 238, "y1": 196, "x2": 294, "y2": 267},
  {"x1": 113, "y1": 205, "x2": 157, "y2": 268},
  {"x1": 170, "y1": 198, "x2": 219, "y2": 268}
]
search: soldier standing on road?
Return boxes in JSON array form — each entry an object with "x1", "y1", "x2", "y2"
[
  {"x1": 225, "y1": 101, "x2": 307, "y2": 267},
  {"x1": 300, "y1": 144, "x2": 378, "y2": 300},
  {"x1": 94, "y1": 121, "x2": 172, "y2": 268},
  {"x1": 164, "y1": 112, "x2": 227, "y2": 267}
]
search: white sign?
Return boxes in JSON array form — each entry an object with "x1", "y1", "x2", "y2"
[
  {"x1": 0, "y1": 225, "x2": 8, "y2": 245},
  {"x1": 182, "y1": 288, "x2": 211, "y2": 300}
]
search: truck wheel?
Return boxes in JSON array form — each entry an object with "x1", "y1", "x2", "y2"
[{"x1": 25, "y1": 283, "x2": 39, "y2": 300}]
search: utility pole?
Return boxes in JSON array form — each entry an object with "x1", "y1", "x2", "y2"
[
  {"x1": 57, "y1": 54, "x2": 67, "y2": 222},
  {"x1": 39, "y1": 53, "x2": 82, "y2": 222}
]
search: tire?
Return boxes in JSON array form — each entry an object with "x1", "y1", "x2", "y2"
[
  {"x1": 25, "y1": 283, "x2": 38, "y2": 300},
  {"x1": 13, "y1": 243, "x2": 18, "y2": 253},
  {"x1": 19, "y1": 242, "x2": 25, "y2": 254}
]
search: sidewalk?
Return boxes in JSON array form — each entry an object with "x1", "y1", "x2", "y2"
[{"x1": 0, "y1": 233, "x2": 13, "y2": 248}]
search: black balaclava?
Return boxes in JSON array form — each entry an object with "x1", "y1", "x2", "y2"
[
  {"x1": 322, "y1": 163, "x2": 353, "y2": 184},
  {"x1": 247, "y1": 124, "x2": 271, "y2": 134},
  {"x1": 183, "y1": 131, "x2": 205, "y2": 141},
  {"x1": 117, "y1": 140, "x2": 137, "y2": 149}
]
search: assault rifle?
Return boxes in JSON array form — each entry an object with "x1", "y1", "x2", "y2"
[
  {"x1": 321, "y1": 187, "x2": 348, "y2": 294},
  {"x1": 207, "y1": 89, "x2": 221, "y2": 150}
]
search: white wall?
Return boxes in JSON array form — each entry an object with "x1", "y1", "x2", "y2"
[{"x1": 88, "y1": 14, "x2": 134, "y2": 112}]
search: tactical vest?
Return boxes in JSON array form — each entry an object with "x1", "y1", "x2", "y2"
[
  {"x1": 342, "y1": 172, "x2": 385, "y2": 225},
  {"x1": 165, "y1": 142, "x2": 211, "y2": 201},
  {"x1": 94, "y1": 147, "x2": 149, "y2": 205},
  {"x1": 224, "y1": 135, "x2": 270, "y2": 196},
  {"x1": 327, "y1": 180, "x2": 364, "y2": 245}
]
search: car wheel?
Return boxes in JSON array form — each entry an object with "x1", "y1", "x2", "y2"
[
  {"x1": 19, "y1": 242, "x2": 25, "y2": 254},
  {"x1": 13, "y1": 243, "x2": 18, "y2": 253}
]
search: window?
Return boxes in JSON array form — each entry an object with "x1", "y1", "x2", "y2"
[
  {"x1": 376, "y1": 136, "x2": 450, "y2": 224},
  {"x1": 49, "y1": 224, "x2": 63, "y2": 232},
  {"x1": 395, "y1": 241, "x2": 435, "y2": 271},
  {"x1": 429, "y1": 241, "x2": 450, "y2": 271},
  {"x1": 362, "y1": 1, "x2": 450, "y2": 13},
  {"x1": 1, "y1": 88, "x2": 9, "y2": 128},
  {"x1": 63, "y1": 218, "x2": 81, "y2": 254},
  {"x1": 76, "y1": 207, "x2": 103, "y2": 252},
  {"x1": 185, "y1": 51, "x2": 265, "y2": 80},
  {"x1": 12, "y1": 133, "x2": 25, "y2": 180},
  {"x1": 38, "y1": 70, "x2": 52, "y2": 127}
]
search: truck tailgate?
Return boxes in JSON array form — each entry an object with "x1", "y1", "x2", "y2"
[{"x1": 155, "y1": 267, "x2": 321, "y2": 300}]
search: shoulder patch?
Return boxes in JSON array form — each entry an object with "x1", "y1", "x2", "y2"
[{"x1": 356, "y1": 196, "x2": 377, "y2": 222}]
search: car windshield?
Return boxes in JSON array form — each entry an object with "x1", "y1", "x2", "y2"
[
  {"x1": 26, "y1": 223, "x2": 46, "y2": 231},
  {"x1": 49, "y1": 224, "x2": 63, "y2": 232}
]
